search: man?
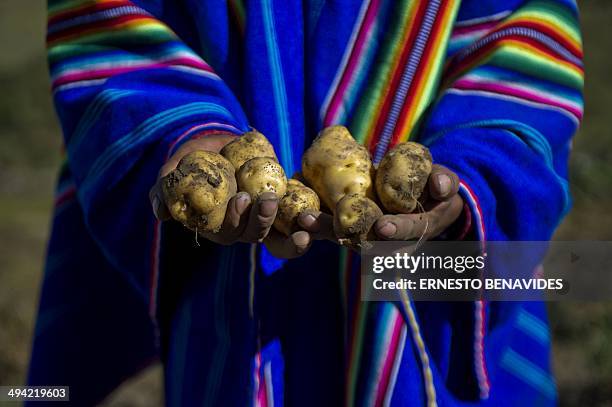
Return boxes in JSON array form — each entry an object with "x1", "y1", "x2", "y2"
[{"x1": 30, "y1": 0, "x2": 583, "y2": 405}]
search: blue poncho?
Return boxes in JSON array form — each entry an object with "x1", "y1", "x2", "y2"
[{"x1": 29, "y1": 0, "x2": 583, "y2": 405}]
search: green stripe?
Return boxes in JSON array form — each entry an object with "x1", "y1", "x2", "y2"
[
  {"x1": 350, "y1": 0, "x2": 414, "y2": 144},
  {"x1": 489, "y1": 48, "x2": 583, "y2": 90},
  {"x1": 49, "y1": 27, "x2": 176, "y2": 63}
]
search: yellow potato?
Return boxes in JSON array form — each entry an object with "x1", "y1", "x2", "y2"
[
  {"x1": 162, "y1": 150, "x2": 236, "y2": 233},
  {"x1": 375, "y1": 142, "x2": 432, "y2": 214},
  {"x1": 302, "y1": 125, "x2": 375, "y2": 211},
  {"x1": 334, "y1": 193, "x2": 383, "y2": 250},
  {"x1": 236, "y1": 156, "x2": 287, "y2": 199},
  {"x1": 274, "y1": 179, "x2": 320, "y2": 236},
  {"x1": 220, "y1": 130, "x2": 277, "y2": 172}
]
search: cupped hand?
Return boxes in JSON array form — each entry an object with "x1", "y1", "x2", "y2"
[
  {"x1": 149, "y1": 135, "x2": 308, "y2": 250},
  {"x1": 298, "y1": 164, "x2": 464, "y2": 243}
]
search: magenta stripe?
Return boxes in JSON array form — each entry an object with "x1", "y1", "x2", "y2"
[
  {"x1": 167, "y1": 123, "x2": 242, "y2": 156},
  {"x1": 53, "y1": 58, "x2": 213, "y2": 87},
  {"x1": 454, "y1": 78, "x2": 582, "y2": 118},
  {"x1": 324, "y1": 0, "x2": 382, "y2": 125},
  {"x1": 374, "y1": 312, "x2": 404, "y2": 406},
  {"x1": 258, "y1": 373, "x2": 268, "y2": 407},
  {"x1": 253, "y1": 353, "x2": 262, "y2": 406}
]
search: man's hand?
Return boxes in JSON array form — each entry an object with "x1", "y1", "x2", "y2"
[
  {"x1": 298, "y1": 164, "x2": 464, "y2": 243},
  {"x1": 149, "y1": 135, "x2": 312, "y2": 254}
]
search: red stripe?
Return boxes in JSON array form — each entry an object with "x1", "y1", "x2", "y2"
[
  {"x1": 390, "y1": 0, "x2": 450, "y2": 145},
  {"x1": 452, "y1": 79, "x2": 582, "y2": 119},
  {"x1": 508, "y1": 20, "x2": 582, "y2": 57},
  {"x1": 446, "y1": 33, "x2": 583, "y2": 81},
  {"x1": 52, "y1": 59, "x2": 212, "y2": 88},
  {"x1": 368, "y1": 0, "x2": 429, "y2": 154}
]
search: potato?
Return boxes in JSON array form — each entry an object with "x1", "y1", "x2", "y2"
[
  {"x1": 221, "y1": 130, "x2": 277, "y2": 171},
  {"x1": 161, "y1": 150, "x2": 236, "y2": 233},
  {"x1": 375, "y1": 142, "x2": 432, "y2": 214},
  {"x1": 236, "y1": 156, "x2": 287, "y2": 199},
  {"x1": 301, "y1": 125, "x2": 383, "y2": 247},
  {"x1": 302, "y1": 125, "x2": 375, "y2": 211},
  {"x1": 334, "y1": 194, "x2": 383, "y2": 249},
  {"x1": 274, "y1": 179, "x2": 320, "y2": 236}
]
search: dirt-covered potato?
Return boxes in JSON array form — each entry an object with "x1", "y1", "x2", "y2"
[
  {"x1": 274, "y1": 179, "x2": 320, "y2": 236},
  {"x1": 162, "y1": 150, "x2": 236, "y2": 233},
  {"x1": 333, "y1": 193, "x2": 383, "y2": 249},
  {"x1": 375, "y1": 142, "x2": 432, "y2": 214},
  {"x1": 236, "y1": 156, "x2": 287, "y2": 199},
  {"x1": 220, "y1": 130, "x2": 277, "y2": 171},
  {"x1": 302, "y1": 125, "x2": 375, "y2": 211}
]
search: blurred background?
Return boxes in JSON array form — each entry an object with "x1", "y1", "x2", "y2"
[{"x1": 0, "y1": 0, "x2": 610, "y2": 405}]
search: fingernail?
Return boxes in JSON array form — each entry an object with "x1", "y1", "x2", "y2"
[
  {"x1": 259, "y1": 192, "x2": 277, "y2": 201},
  {"x1": 152, "y1": 196, "x2": 161, "y2": 219},
  {"x1": 236, "y1": 193, "x2": 250, "y2": 214},
  {"x1": 437, "y1": 174, "x2": 452, "y2": 196},
  {"x1": 377, "y1": 222, "x2": 397, "y2": 238},
  {"x1": 259, "y1": 197, "x2": 278, "y2": 217},
  {"x1": 293, "y1": 231, "x2": 310, "y2": 247},
  {"x1": 299, "y1": 214, "x2": 316, "y2": 227}
]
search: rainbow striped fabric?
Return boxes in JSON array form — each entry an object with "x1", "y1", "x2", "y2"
[{"x1": 29, "y1": 0, "x2": 582, "y2": 405}]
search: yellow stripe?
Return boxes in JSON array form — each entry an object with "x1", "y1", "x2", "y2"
[
  {"x1": 397, "y1": 0, "x2": 459, "y2": 141},
  {"x1": 360, "y1": 0, "x2": 421, "y2": 147},
  {"x1": 509, "y1": 9, "x2": 581, "y2": 44},
  {"x1": 48, "y1": 19, "x2": 175, "y2": 47},
  {"x1": 497, "y1": 39, "x2": 583, "y2": 77}
]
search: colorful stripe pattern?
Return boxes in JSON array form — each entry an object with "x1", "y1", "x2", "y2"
[
  {"x1": 443, "y1": 1, "x2": 583, "y2": 124},
  {"x1": 320, "y1": 0, "x2": 461, "y2": 162},
  {"x1": 33, "y1": 0, "x2": 583, "y2": 405},
  {"x1": 47, "y1": 1, "x2": 218, "y2": 93}
]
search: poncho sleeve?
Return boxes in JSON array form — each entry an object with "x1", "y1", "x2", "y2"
[
  {"x1": 422, "y1": 0, "x2": 584, "y2": 242},
  {"x1": 46, "y1": 0, "x2": 249, "y2": 312},
  {"x1": 406, "y1": 3, "x2": 584, "y2": 400}
]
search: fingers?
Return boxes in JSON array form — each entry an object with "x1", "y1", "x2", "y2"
[
  {"x1": 428, "y1": 164, "x2": 459, "y2": 201},
  {"x1": 240, "y1": 192, "x2": 279, "y2": 242},
  {"x1": 375, "y1": 212, "x2": 432, "y2": 241},
  {"x1": 375, "y1": 195, "x2": 463, "y2": 241},
  {"x1": 264, "y1": 229, "x2": 312, "y2": 259},
  {"x1": 298, "y1": 210, "x2": 337, "y2": 242},
  {"x1": 222, "y1": 192, "x2": 252, "y2": 230}
]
